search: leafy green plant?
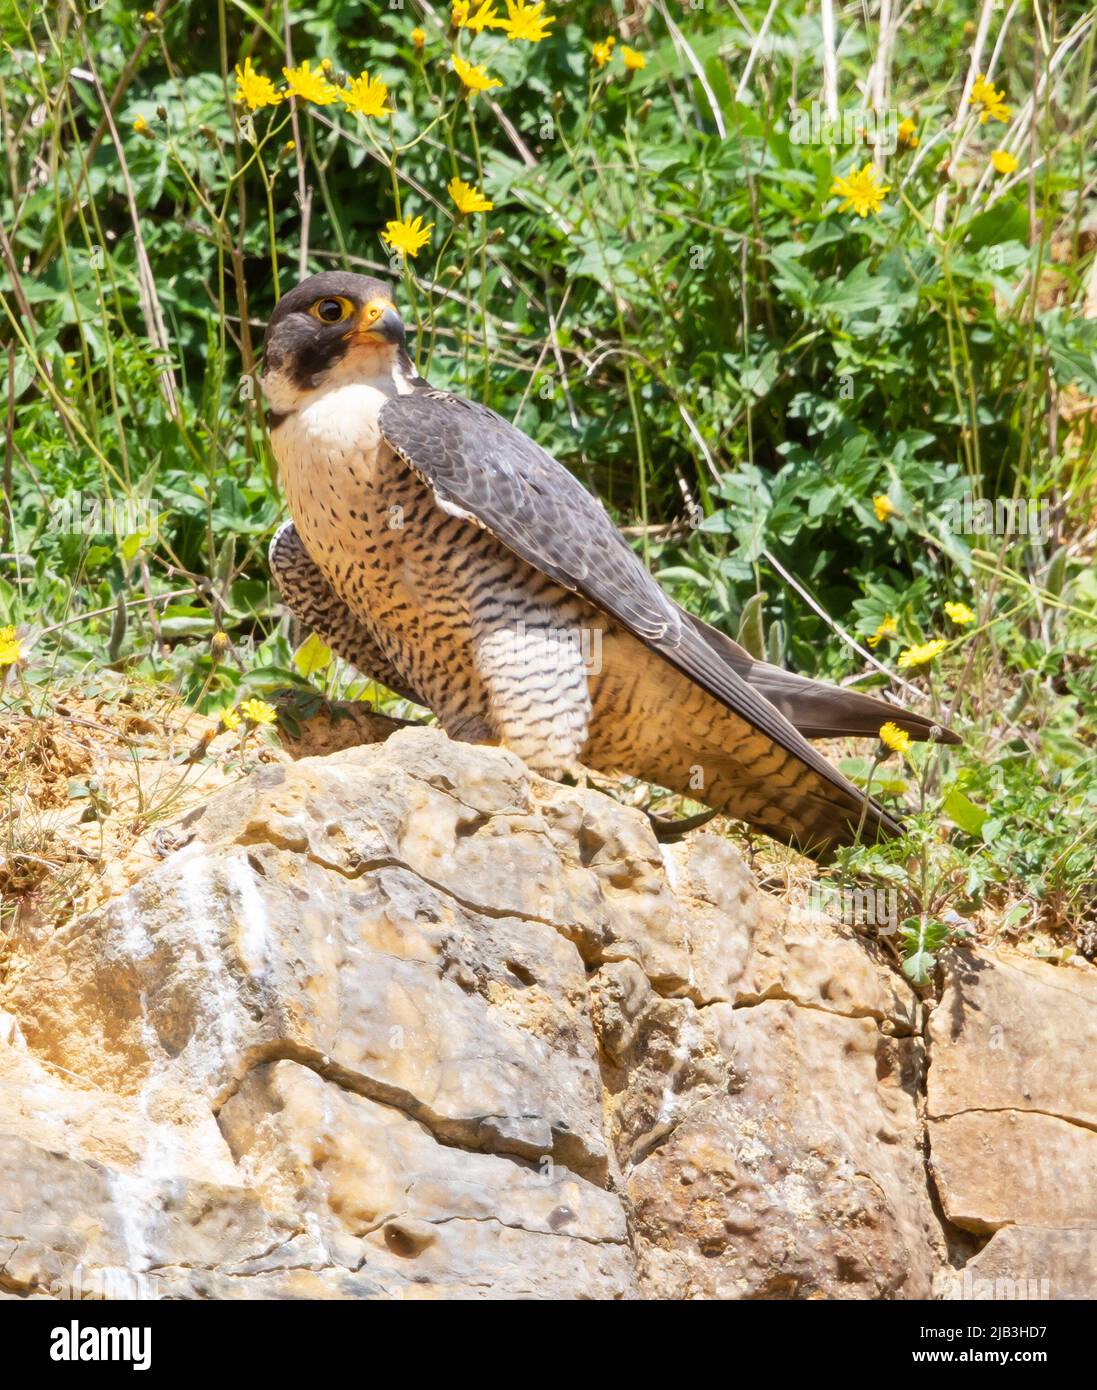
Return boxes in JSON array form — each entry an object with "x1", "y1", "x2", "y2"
[{"x1": 1, "y1": 0, "x2": 1095, "y2": 956}]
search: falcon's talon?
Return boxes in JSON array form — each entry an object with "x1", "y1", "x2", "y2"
[
  {"x1": 646, "y1": 807, "x2": 720, "y2": 842},
  {"x1": 259, "y1": 271, "x2": 963, "y2": 862}
]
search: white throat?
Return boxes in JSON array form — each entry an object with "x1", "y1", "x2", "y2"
[
  {"x1": 261, "y1": 344, "x2": 417, "y2": 418},
  {"x1": 267, "y1": 360, "x2": 420, "y2": 511}
]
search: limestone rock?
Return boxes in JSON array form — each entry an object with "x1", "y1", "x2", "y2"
[
  {"x1": 927, "y1": 948, "x2": 1097, "y2": 1238},
  {"x1": 928, "y1": 947, "x2": 1097, "y2": 1127},
  {"x1": 939, "y1": 1225, "x2": 1097, "y2": 1300},
  {"x1": 218, "y1": 1060, "x2": 630, "y2": 1298},
  {"x1": 620, "y1": 1001, "x2": 940, "y2": 1299},
  {"x1": 1, "y1": 728, "x2": 1093, "y2": 1299},
  {"x1": 930, "y1": 1111, "x2": 1097, "y2": 1232}
]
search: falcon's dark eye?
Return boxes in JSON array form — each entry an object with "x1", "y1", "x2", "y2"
[{"x1": 309, "y1": 296, "x2": 353, "y2": 325}]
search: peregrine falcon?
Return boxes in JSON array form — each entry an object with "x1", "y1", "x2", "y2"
[{"x1": 260, "y1": 271, "x2": 959, "y2": 860}]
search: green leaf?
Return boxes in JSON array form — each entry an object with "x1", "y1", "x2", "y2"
[
  {"x1": 158, "y1": 605, "x2": 216, "y2": 639},
  {"x1": 960, "y1": 198, "x2": 1029, "y2": 251},
  {"x1": 120, "y1": 532, "x2": 145, "y2": 563},
  {"x1": 943, "y1": 787, "x2": 988, "y2": 838},
  {"x1": 294, "y1": 633, "x2": 332, "y2": 679},
  {"x1": 1045, "y1": 546, "x2": 1068, "y2": 597},
  {"x1": 903, "y1": 950, "x2": 936, "y2": 986},
  {"x1": 736, "y1": 591, "x2": 767, "y2": 660},
  {"x1": 817, "y1": 261, "x2": 887, "y2": 317}
]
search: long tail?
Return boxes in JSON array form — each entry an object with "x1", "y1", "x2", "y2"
[
  {"x1": 587, "y1": 623, "x2": 953, "y2": 860},
  {"x1": 687, "y1": 616, "x2": 960, "y2": 744}
]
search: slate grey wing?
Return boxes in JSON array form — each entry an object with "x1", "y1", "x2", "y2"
[
  {"x1": 269, "y1": 521, "x2": 425, "y2": 707},
  {"x1": 686, "y1": 615, "x2": 961, "y2": 744},
  {"x1": 378, "y1": 391, "x2": 926, "y2": 856},
  {"x1": 381, "y1": 391, "x2": 681, "y2": 642}
]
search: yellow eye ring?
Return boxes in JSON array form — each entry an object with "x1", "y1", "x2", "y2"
[{"x1": 308, "y1": 295, "x2": 354, "y2": 325}]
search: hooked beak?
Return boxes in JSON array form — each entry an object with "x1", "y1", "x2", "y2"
[{"x1": 347, "y1": 296, "x2": 404, "y2": 347}]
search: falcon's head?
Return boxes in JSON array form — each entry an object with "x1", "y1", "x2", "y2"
[{"x1": 260, "y1": 271, "x2": 413, "y2": 418}]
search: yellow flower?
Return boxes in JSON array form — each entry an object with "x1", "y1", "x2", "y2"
[
  {"x1": 220, "y1": 707, "x2": 241, "y2": 731},
  {"x1": 873, "y1": 494, "x2": 896, "y2": 522},
  {"x1": 340, "y1": 71, "x2": 393, "y2": 118},
  {"x1": 453, "y1": 0, "x2": 504, "y2": 33},
  {"x1": 897, "y1": 638, "x2": 947, "y2": 670},
  {"x1": 412, "y1": 27, "x2": 426, "y2": 49},
  {"x1": 879, "y1": 721, "x2": 912, "y2": 755},
  {"x1": 282, "y1": 59, "x2": 340, "y2": 106},
  {"x1": 234, "y1": 56, "x2": 284, "y2": 111},
  {"x1": 382, "y1": 214, "x2": 434, "y2": 259},
  {"x1": 211, "y1": 630, "x2": 230, "y2": 659},
  {"x1": 592, "y1": 36, "x2": 616, "y2": 68},
  {"x1": 0, "y1": 625, "x2": 22, "y2": 667},
  {"x1": 448, "y1": 176, "x2": 493, "y2": 214},
  {"x1": 132, "y1": 115, "x2": 153, "y2": 137},
  {"x1": 944, "y1": 601, "x2": 975, "y2": 626},
  {"x1": 451, "y1": 53, "x2": 503, "y2": 92},
  {"x1": 142, "y1": 10, "x2": 156, "y2": 24},
  {"x1": 830, "y1": 161, "x2": 891, "y2": 218},
  {"x1": 239, "y1": 697, "x2": 278, "y2": 727},
  {"x1": 897, "y1": 116, "x2": 919, "y2": 148},
  {"x1": 991, "y1": 149, "x2": 1018, "y2": 176},
  {"x1": 867, "y1": 614, "x2": 898, "y2": 648},
  {"x1": 621, "y1": 46, "x2": 646, "y2": 71},
  {"x1": 501, "y1": 0, "x2": 554, "y2": 42},
  {"x1": 969, "y1": 74, "x2": 1010, "y2": 124}
]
